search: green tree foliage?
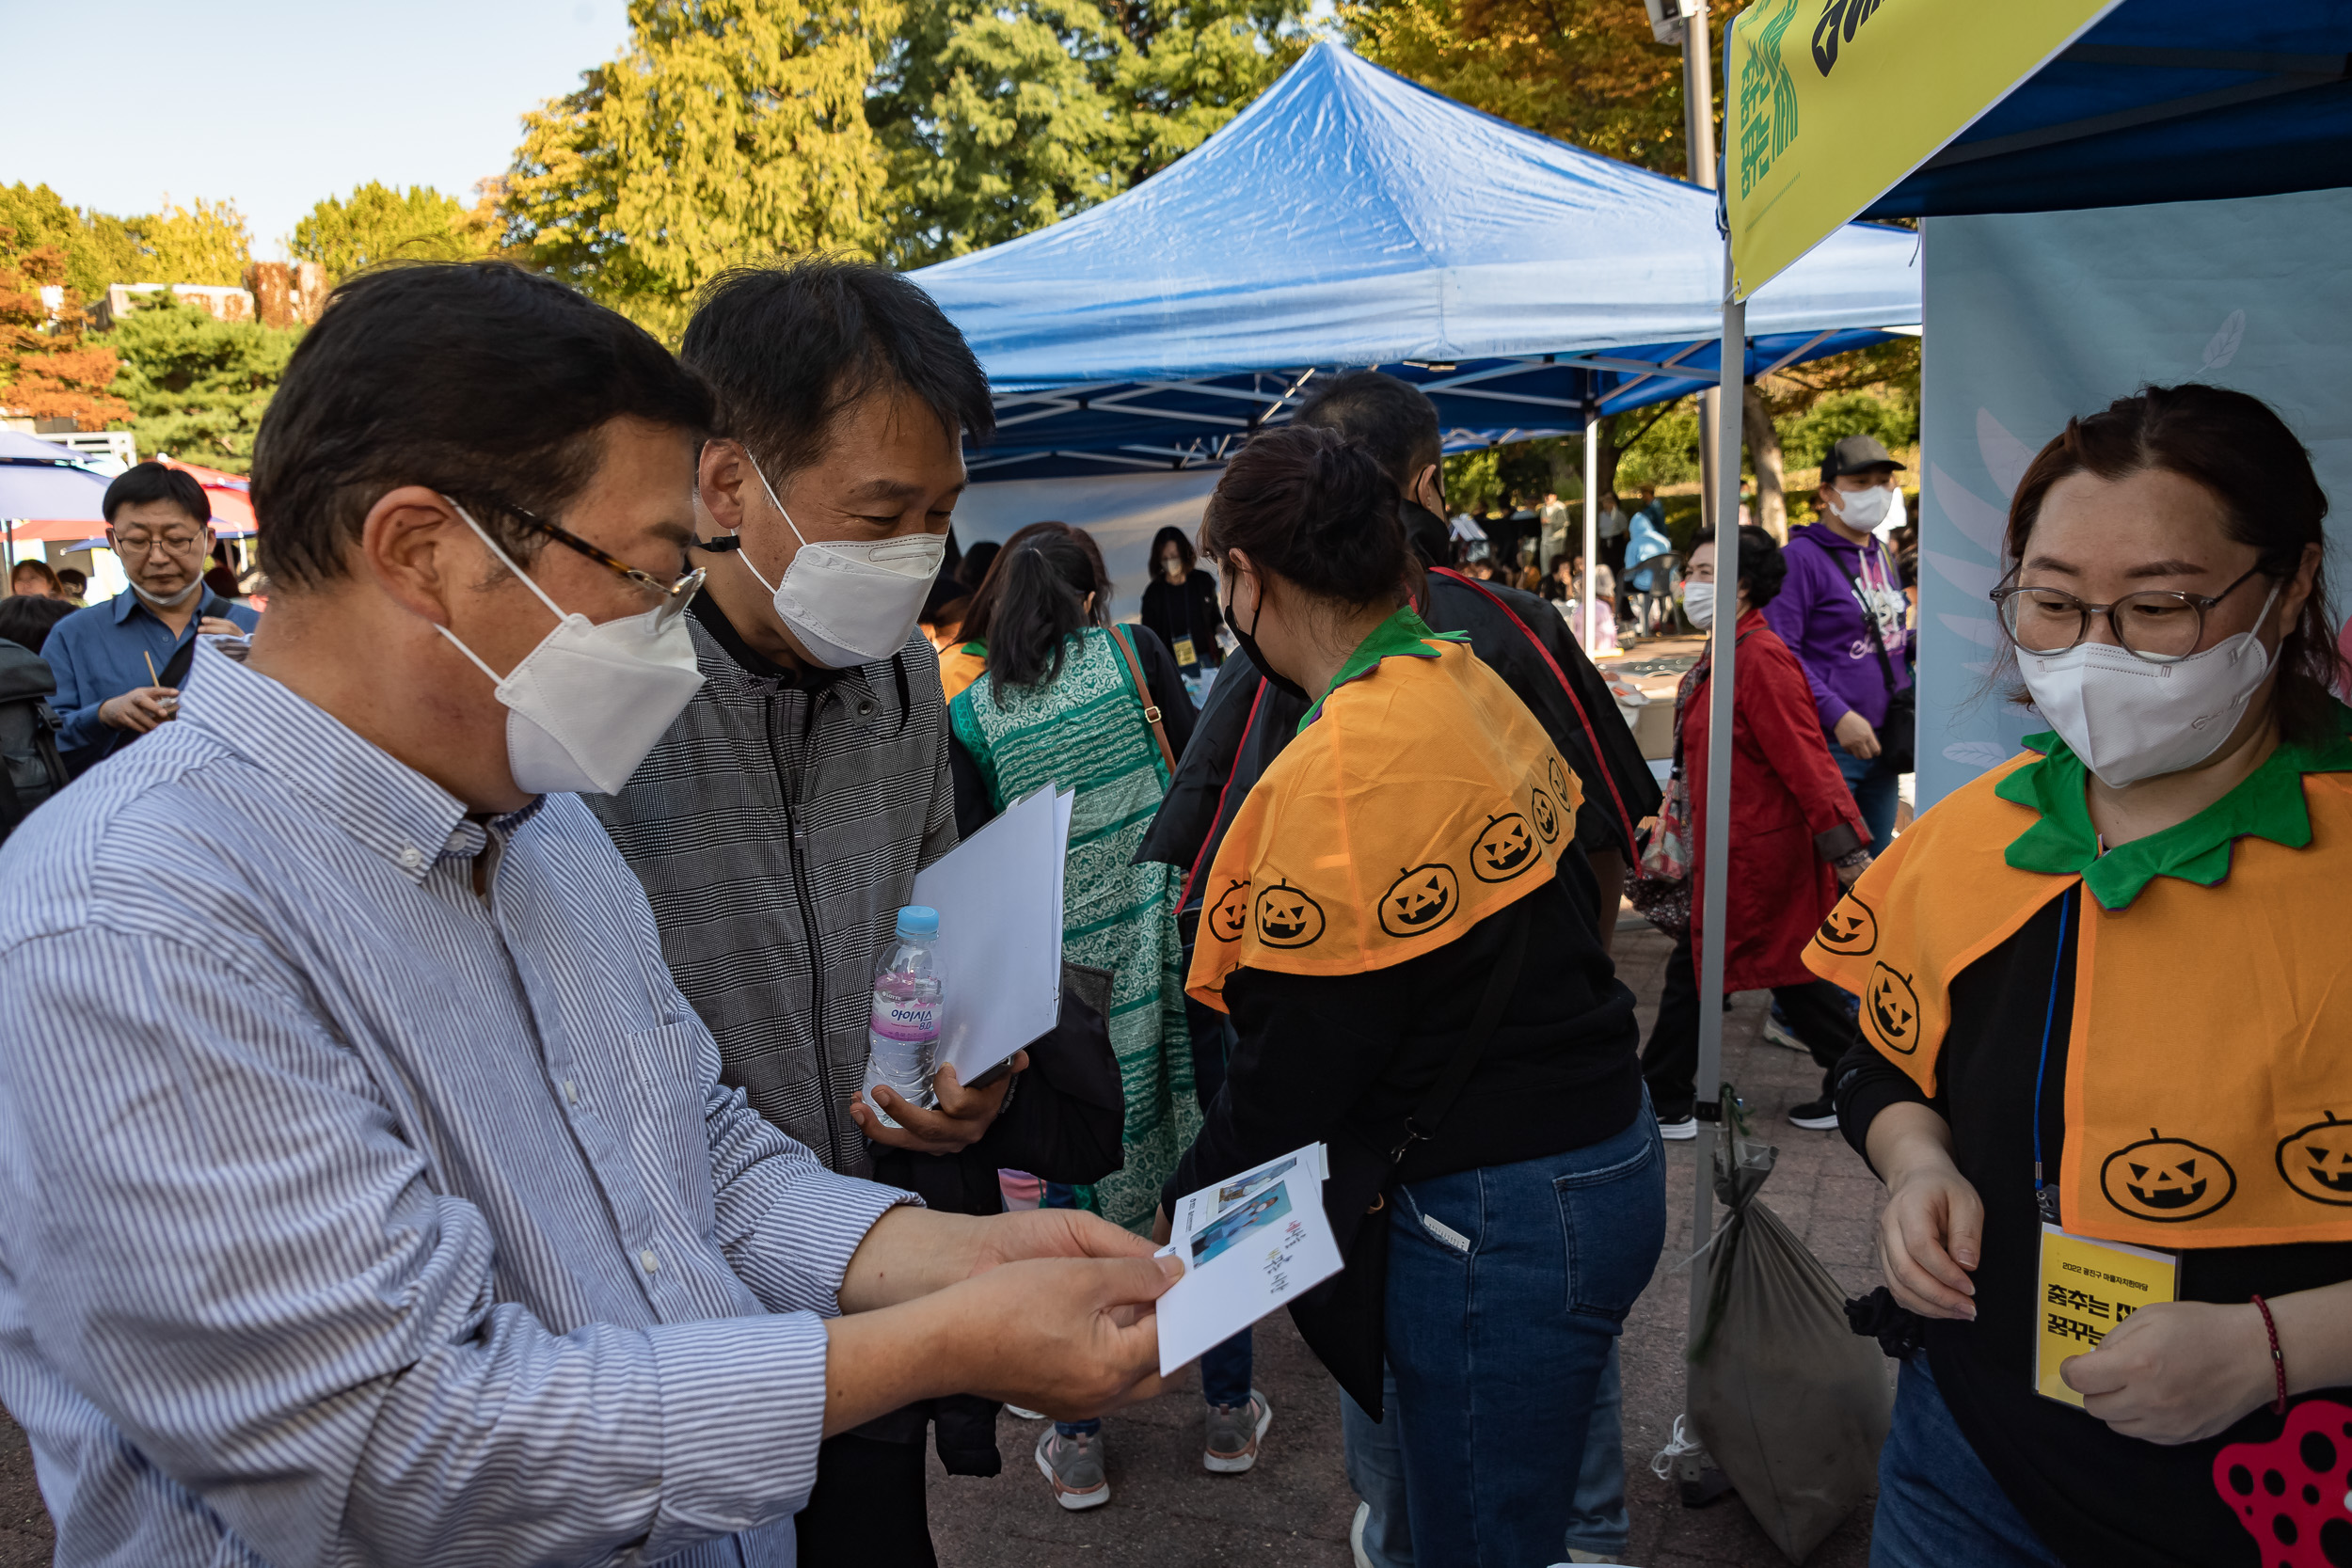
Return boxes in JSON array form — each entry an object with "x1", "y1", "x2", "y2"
[
  {"x1": 871, "y1": 0, "x2": 1309, "y2": 269},
  {"x1": 0, "y1": 185, "x2": 249, "y2": 294},
  {"x1": 503, "y1": 0, "x2": 903, "y2": 339},
  {"x1": 99, "y1": 295, "x2": 301, "y2": 472},
  {"x1": 294, "y1": 182, "x2": 499, "y2": 281}
]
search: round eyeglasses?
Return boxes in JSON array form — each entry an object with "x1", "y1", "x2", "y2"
[
  {"x1": 1987, "y1": 564, "x2": 2267, "y2": 664},
  {"x1": 459, "y1": 494, "x2": 705, "y2": 631}
]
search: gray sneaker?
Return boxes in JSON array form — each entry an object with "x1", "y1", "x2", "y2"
[
  {"x1": 1035, "y1": 1426, "x2": 1109, "y2": 1510},
  {"x1": 1202, "y1": 1389, "x2": 1273, "y2": 1474}
]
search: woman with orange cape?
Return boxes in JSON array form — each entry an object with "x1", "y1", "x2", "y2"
[
  {"x1": 1817, "y1": 386, "x2": 2352, "y2": 1568},
  {"x1": 1162, "y1": 427, "x2": 1663, "y2": 1568}
]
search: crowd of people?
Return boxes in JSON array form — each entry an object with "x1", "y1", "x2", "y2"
[{"x1": 0, "y1": 254, "x2": 2343, "y2": 1568}]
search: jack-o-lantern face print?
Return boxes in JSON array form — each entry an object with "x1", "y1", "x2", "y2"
[
  {"x1": 2276, "y1": 1113, "x2": 2352, "y2": 1206},
  {"x1": 1253, "y1": 880, "x2": 1327, "y2": 948},
  {"x1": 1546, "y1": 756, "x2": 1574, "y2": 811},
  {"x1": 1529, "y1": 787, "x2": 1561, "y2": 844},
  {"x1": 1380, "y1": 863, "x2": 1460, "y2": 937},
  {"x1": 1470, "y1": 814, "x2": 1537, "y2": 882},
  {"x1": 2101, "y1": 1131, "x2": 2236, "y2": 1222},
  {"x1": 1865, "y1": 962, "x2": 1919, "y2": 1054},
  {"x1": 1208, "y1": 878, "x2": 1251, "y2": 943},
  {"x1": 1814, "y1": 897, "x2": 1878, "y2": 957}
]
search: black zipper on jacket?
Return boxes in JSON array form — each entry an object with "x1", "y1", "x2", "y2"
[{"x1": 764, "y1": 686, "x2": 843, "y2": 1166}]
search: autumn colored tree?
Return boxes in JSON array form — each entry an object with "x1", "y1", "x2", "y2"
[
  {"x1": 98, "y1": 294, "x2": 301, "y2": 472},
  {"x1": 503, "y1": 0, "x2": 903, "y2": 339},
  {"x1": 0, "y1": 225, "x2": 127, "y2": 431},
  {"x1": 293, "y1": 182, "x2": 501, "y2": 281},
  {"x1": 1341, "y1": 0, "x2": 1758, "y2": 177}
]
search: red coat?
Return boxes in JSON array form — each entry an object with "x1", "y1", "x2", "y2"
[{"x1": 1682, "y1": 610, "x2": 1869, "y2": 990}]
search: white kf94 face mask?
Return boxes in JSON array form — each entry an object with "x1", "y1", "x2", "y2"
[
  {"x1": 2017, "y1": 583, "x2": 2281, "y2": 789},
  {"x1": 437, "y1": 501, "x2": 707, "y2": 796},
  {"x1": 1681, "y1": 581, "x2": 1716, "y2": 630},
  {"x1": 735, "y1": 455, "x2": 946, "y2": 668},
  {"x1": 1829, "y1": 484, "x2": 1894, "y2": 533}
]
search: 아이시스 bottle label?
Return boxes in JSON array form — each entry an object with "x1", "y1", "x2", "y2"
[{"x1": 870, "y1": 994, "x2": 940, "y2": 1043}]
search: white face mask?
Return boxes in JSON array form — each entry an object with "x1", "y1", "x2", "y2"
[
  {"x1": 132, "y1": 576, "x2": 205, "y2": 610},
  {"x1": 737, "y1": 455, "x2": 945, "y2": 668},
  {"x1": 1682, "y1": 581, "x2": 1717, "y2": 630},
  {"x1": 437, "y1": 502, "x2": 707, "y2": 796},
  {"x1": 1873, "y1": 484, "x2": 1907, "y2": 542},
  {"x1": 1829, "y1": 483, "x2": 1894, "y2": 533},
  {"x1": 1162, "y1": 557, "x2": 1184, "y2": 581},
  {"x1": 2017, "y1": 583, "x2": 2281, "y2": 788}
]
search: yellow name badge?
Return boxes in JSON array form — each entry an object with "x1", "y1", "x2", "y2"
[
  {"x1": 2037, "y1": 1222, "x2": 2179, "y2": 1406},
  {"x1": 1171, "y1": 636, "x2": 1199, "y2": 669}
]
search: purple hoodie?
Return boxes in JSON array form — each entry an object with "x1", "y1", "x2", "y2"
[{"x1": 1762, "y1": 523, "x2": 1913, "y2": 733}]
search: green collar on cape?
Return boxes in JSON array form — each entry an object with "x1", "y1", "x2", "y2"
[
  {"x1": 1998, "y1": 703, "x2": 2352, "y2": 909},
  {"x1": 1298, "y1": 606, "x2": 1467, "y2": 735}
]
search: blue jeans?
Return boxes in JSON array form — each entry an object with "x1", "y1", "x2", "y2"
[
  {"x1": 1044, "y1": 1183, "x2": 1251, "y2": 1436},
  {"x1": 1836, "y1": 744, "x2": 1902, "y2": 855},
  {"x1": 1376, "y1": 1111, "x2": 1666, "y2": 1567},
  {"x1": 1344, "y1": 1343, "x2": 1627, "y2": 1566},
  {"x1": 1871, "y1": 1355, "x2": 2064, "y2": 1568}
]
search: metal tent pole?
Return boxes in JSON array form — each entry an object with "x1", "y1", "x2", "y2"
[
  {"x1": 1582, "y1": 412, "x2": 1600, "y2": 650},
  {"x1": 1683, "y1": 249, "x2": 1746, "y2": 1371},
  {"x1": 1683, "y1": 1, "x2": 1720, "y2": 534}
]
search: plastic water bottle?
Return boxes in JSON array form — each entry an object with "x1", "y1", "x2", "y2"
[{"x1": 864, "y1": 906, "x2": 943, "y2": 1128}]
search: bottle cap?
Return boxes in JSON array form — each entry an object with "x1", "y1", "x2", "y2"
[{"x1": 897, "y1": 905, "x2": 939, "y2": 939}]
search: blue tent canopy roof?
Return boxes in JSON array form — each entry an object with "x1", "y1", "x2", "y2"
[
  {"x1": 1865, "y1": 0, "x2": 2352, "y2": 219},
  {"x1": 913, "y1": 41, "x2": 1921, "y2": 479}
]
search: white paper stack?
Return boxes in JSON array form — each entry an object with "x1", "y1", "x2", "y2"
[
  {"x1": 1154, "y1": 1143, "x2": 1343, "y2": 1374},
  {"x1": 911, "y1": 785, "x2": 1073, "y2": 1083}
]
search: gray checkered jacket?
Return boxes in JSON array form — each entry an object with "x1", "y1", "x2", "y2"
[{"x1": 590, "y1": 611, "x2": 955, "y2": 1178}]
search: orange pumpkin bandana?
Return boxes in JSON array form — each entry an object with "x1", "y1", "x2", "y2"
[
  {"x1": 1806, "y1": 752, "x2": 2352, "y2": 1249},
  {"x1": 1186, "y1": 634, "x2": 1579, "y2": 1009}
]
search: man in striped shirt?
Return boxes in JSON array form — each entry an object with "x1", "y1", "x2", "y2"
[{"x1": 0, "y1": 261, "x2": 1174, "y2": 1568}]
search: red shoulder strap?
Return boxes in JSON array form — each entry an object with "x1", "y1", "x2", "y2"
[{"x1": 1431, "y1": 567, "x2": 1639, "y2": 855}]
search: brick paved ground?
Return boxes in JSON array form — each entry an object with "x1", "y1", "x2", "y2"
[{"x1": 0, "y1": 911, "x2": 1896, "y2": 1568}]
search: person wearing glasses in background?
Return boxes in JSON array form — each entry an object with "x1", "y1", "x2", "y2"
[
  {"x1": 1814, "y1": 386, "x2": 2352, "y2": 1568},
  {"x1": 44, "y1": 463, "x2": 259, "y2": 776}
]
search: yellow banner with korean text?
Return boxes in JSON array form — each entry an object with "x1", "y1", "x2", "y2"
[{"x1": 1724, "y1": 0, "x2": 2122, "y2": 301}]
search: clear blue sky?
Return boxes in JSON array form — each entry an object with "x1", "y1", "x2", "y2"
[{"x1": 3, "y1": 0, "x2": 632, "y2": 261}]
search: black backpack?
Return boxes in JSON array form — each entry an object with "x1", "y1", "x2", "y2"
[{"x1": 0, "y1": 640, "x2": 71, "y2": 839}]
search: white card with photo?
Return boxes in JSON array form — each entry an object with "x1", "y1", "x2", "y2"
[{"x1": 1155, "y1": 1143, "x2": 1344, "y2": 1374}]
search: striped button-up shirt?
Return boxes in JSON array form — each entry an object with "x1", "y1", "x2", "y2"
[{"x1": 0, "y1": 641, "x2": 908, "y2": 1567}]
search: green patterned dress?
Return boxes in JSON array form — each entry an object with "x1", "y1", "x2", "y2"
[{"x1": 948, "y1": 626, "x2": 1200, "y2": 1230}]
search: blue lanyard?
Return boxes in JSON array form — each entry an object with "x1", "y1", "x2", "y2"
[{"x1": 2032, "y1": 887, "x2": 2076, "y2": 1223}]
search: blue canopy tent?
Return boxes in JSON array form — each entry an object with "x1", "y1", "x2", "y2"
[{"x1": 911, "y1": 40, "x2": 1923, "y2": 486}]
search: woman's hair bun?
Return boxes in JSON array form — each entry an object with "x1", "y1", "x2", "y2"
[{"x1": 1200, "y1": 424, "x2": 1411, "y2": 608}]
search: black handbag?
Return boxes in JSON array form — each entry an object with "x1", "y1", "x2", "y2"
[{"x1": 1288, "y1": 912, "x2": 1528, "y2": 1418}]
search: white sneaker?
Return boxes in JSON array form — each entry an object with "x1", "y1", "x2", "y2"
[
  {"x1": 1350, "y1": 1502, "x2": 1374, "y2": 1568},
  {"x1": 1658, "y1": 1115, "x2": 1698, "y2": 1141},
  {"x1": 1004, "y1": 1404, "x2": 1043, "y2": 1419}
]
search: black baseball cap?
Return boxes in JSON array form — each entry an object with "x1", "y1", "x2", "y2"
[{"x1": 1820, "y1": 434, "x2": 1904, "y2": 481}]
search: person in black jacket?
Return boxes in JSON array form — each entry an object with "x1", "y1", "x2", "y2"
[
  {"x1": 1162, "y1": 428, "x2": 1663, "y2": 1568},
  {"x1": 1136, "y1": 375, "x2": 1661, "y2": 1565},
  {"x1": 1139, "y1": 524, "x2": 1225, "y2": 706}
]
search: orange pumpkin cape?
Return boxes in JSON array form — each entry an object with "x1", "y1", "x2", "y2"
[
  {"x1": 1804, "y1": 715, "x2": 2352, "y2": 1249},
  {"x1": 938, "y1": 641, "x2": 986, "y2": 704},
  {"x1": 1186, "y1": 610, "x2": 1581, "y2": 1011}
]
